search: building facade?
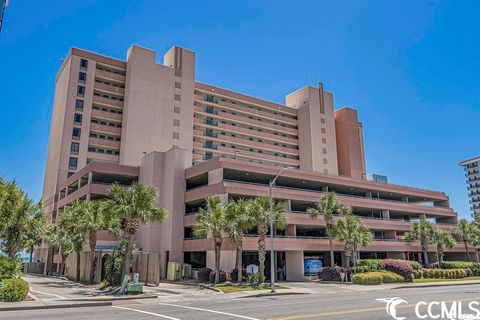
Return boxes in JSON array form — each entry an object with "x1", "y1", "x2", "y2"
[
  {"x1": 38, "y1": 44, "x2": 475, "y2": 281},
  {"x1": 459, "y1": 156, "x2": 480, "y2": 216}
]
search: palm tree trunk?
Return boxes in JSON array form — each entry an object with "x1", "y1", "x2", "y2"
[
  {"x1": 438, "y1": 247, "x2": 444, "y2": 267},
  {"x1": 89, "y1": 231, "x2": 97, "y2": 284},
  {"x1": 422, "y1": 243, "x2": 429, "y2": 265},
  {"x1": 464, "y1": 240, "x2": 472, "y2": 262},
  {"x1": 258, "y1": 224, "x2": 267, "y2": 283},
  {"x1": 328, "y1": 235, "x2": 335, "y2": 267},
  {"x1": 76, "y1": 251, "x2": 81, "y2": 281},
  {"x1": 236, "y1": 241, "x2": 243, "y2": 283},
  {"x1": 122, "y1": 233, "x2": 134, "y2": 281},
  {"x1": 214, "y1": 241, "x2": 221, "y2": 284}
]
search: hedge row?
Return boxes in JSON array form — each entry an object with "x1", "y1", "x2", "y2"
[
  {"x1": 351, "y1": 271, "x2": 404, "y2": 285},
  {"x1": 414, "y1": 268, "x2": 472, "y2": 279},
  {"x1": 355, "y1": 259, "x2": 421, "y2": 273},
  {"x1": 0, "y1": 278, "x2": 29, "y2": 302}
]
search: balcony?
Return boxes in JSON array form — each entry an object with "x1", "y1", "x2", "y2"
[
  {"x1": 204, "y1": 130, "x2": 218, "y2": 138},
  {"x1": 204, "y1": 107, "x2": 218, "y2": 115},
  {"x1": 204, "y1": 119, "x2": 218, "y2": 126},
  {"x1": 203, "y1": 142, "x2": 218, "y2": 150}
]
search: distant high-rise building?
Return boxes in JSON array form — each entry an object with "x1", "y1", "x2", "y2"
[
  {"x1": 459, "y1": 156, "x2": 480, "y2": 216},
  {"x1": 0, "y1": 0, "x2": 8, "y2": 33}
]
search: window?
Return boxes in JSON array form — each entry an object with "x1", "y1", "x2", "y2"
[
  {"x1": 72, "y1": 127, "x2": 81, "y2": 139},
  {"x1": 75, "y1": 99, "x2": 84, "y2": 110},
  {"x1": 78, "y1": 72, "x2": 87, "y2": 81},
  {"x1": 77, "y1": 86, "x2": 85, "y2": 96},
  {"x1": 69, "y1": 157, "x2": 78, "y2": 169},
  {"x1": 80, "y1": 59, "x2": 88, "y2": 68},
  {"x1": 67, "y1": 171, "x2": 75, "y2": 178},
  {"x1": 74, "y1": 113, "x2": 83, "y2": 124},
  {"x1": 70, "y1": 142, "x2": 80, "y2": 153}
]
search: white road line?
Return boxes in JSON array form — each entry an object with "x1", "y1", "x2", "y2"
[
  {"x1": 29, "y1": 289, "x2": 66, "y2": 299},
  {"x1": 112, "y1": 306, "x2": 181, "y2": 320},
  {"x1": 158, "y1": 302, "x2": 260, "y2": 320}
]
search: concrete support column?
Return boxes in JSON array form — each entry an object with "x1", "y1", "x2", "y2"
[
  {"x1": 419, "y1": 214, "x2": 427, "y2": 220},
  {"x1": 87, "y1": 172, "x2": 93, "y2": 184},
  {"x1": 285, "y1": 224, "x2": 296, "y2": 236},
  {"x1": 208, "y1": 168, "x2": 223, "y2": 185},
  {"x1": 286, "y1": 251, "x2": 304, "y2": 281},
  {"x1": 322, "y1": 186, "x2": 329, "y2": 192},
  {"x1": 206, "y1": 250, "x2": 236, "y2": 272},
  {"x1": 402, "y1": 196, "x2": 409, "y2": 202},
  {"x1": 382, "y1": 209, "x2": 390, "y2": 219},
  {"x1": 285, "y1": 199, "x2": 292, "y2": 211},
  {"x1": 365, "y1": 191, "x2": 372, "y2": 198}
]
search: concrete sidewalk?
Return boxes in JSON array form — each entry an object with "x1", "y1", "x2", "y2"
[{"x1": 0, "y1": 275, "x2": 155, "y2": 312}]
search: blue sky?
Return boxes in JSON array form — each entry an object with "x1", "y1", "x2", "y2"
[{"x1": 0, "y1": 0, "x2": 478, "y2": 219}]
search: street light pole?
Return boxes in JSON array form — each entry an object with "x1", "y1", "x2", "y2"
[{"x1": 269, "y1": 166, "x2": 293, "y2": 293}]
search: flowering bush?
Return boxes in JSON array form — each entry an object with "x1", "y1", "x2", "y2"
[
  {"x1": 197, "y1": 268, "x2": 212, "y2": 282},
  {"x1": 380, "y1": 259, "x2": 414, "y2": 282},
  {"x1": 208, "y1": 270, "x2": 227, "y2": 283},
  {"x1": 317, "y1": 267, "x2": 347, "y2": 281},
  {"x1": 423, "y1": 262, "x2": 439, "y2": 269}
]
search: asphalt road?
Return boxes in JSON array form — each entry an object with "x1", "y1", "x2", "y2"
[{"x1": 2, "y1": 284, "x2": 480, "y2": 320}]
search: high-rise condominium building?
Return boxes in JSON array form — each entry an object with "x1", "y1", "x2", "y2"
[
  {"x1": 459, "y1": 156, "x2": 480, "y2": 216},
  {"x1": 38, "y1": 44, "x2": 474, "y2": 281}
]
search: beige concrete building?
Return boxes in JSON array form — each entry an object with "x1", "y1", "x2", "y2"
[
  {"x1": 38, "y1": 44, "x2": 472, "y2": 281},
  {"x1": 459, "y1": 156, "x2": 480, "y2": 216}
]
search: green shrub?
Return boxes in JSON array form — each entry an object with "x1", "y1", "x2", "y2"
[
  {"x1": 0, "y1": 257, "x2": 23, "y2": 279},
  {"x1": 351, "y1": 265, "x2": 371, "y2": 274},
  {"x1": 414, "y1": 269, "x2": 424, "y2": 279},
  {"x1": 357, "y1": 259, "x2": 383, "y2": 270},
  {"x1": 0, "y1": 278, "x2": 29, "y2": 302},
  {"x1": 441, "y1": 261, "x2": 480, "y2": 276},
  {"x1": 419, "y1": 268, "x2": 470, "y2": 279},
  {"x1": 352, "y1": 271, "x2": 404, "y2": 285},
  {"x1": 247, "y1": 273, "x2": 260, "y2": 285}
]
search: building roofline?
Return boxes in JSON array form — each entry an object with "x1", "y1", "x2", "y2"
[{"x1": 459, "y1": 156, "x2": 480, "y2": 166}]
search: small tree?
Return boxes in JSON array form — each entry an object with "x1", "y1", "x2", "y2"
[
  {"x1": 335, "y1": 211, "x2": 372, "y2": 268},
  {"x1": 307, "y1": 193, "x2": 348, "y2": 267},
  {"x1": 58, "y1": 206, "x2": 86, "y2": 281},
  {"x1": 71, "y1": 200, "x2": 120, "y2": 283},
  {"x1": 45, "y1": 224, "x2": 72, "y2": 276},
  {"x1": 24, "y1": 202, "x2": 47, "y2": 263},
  {"x1": 193, "y1": 196, "x2": 226, "y2": 284},
  {"x1": 405, "y1": 219, "x2": 435, "y2": 265},
  {"x1": 105, "y1": 183, "x2": 167, "y2": 282},
  {"x1": 224, "y1": 199, "x2": 253, "y2": 282},
  {"x1": 433, "y1": 227, "x2": 456, "y2": 266},
  {"x1": 455, "y1": 219, "x2": 475, "y2": 262},
  {"x1": 248, "y1": 197, "x2": 287, "y2": 284}
]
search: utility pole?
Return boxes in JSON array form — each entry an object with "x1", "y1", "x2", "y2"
[{"x1": 0, "y1": 0, "x2": 8, "y2": 33}]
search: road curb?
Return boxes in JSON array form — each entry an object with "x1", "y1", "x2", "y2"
[
  {"x1": 237, "y1": 291, "x2": 309, "y2": 298},
  {"x1": 60, "y1": 293, "x2": 158, "y2": 302},
  {"x1": 393, "y1": 281, "x2": 480, "y2": 289},
  {"x1": 0, "y1": 301, "x2": 112, "y2": 312}
]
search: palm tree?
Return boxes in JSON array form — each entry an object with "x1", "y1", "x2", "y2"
[
  {"x1": 105, "y1": 183, "x2": 168, "y2": 282},
  {"x1": 455, "y1": 219, "x2": 474, "y2": 262},
  {"x1": 45, "y1": 224, "x2": 72, "y2": 276},
  {"x1": 193, "y1": 196, "x2": 227, "y2": 284},
  {"x1": 71, "y1": 200, "x2": 120, "y2": 283},
  {"x1": 224, "y1": 199, "x2": 253, "y2": 282},
  {"x1": 24, "y1": 201, "x2": 47, "y2": 263},
  {"x1": 58, "y1": 205, "x2": 86, "y2": 281},
  {"x1": 405, "y1": 219, "x2": 435, "y2": 265},
  {"x1": 335, "y1": 211, "x2": 372, "y2": 268},
  {"x1": 433, "y1": 227, "x2": 456, "y2": 266},
  {"x1": 307, "y1": 192, "x2": 348, "y2": 267},
  {"x1": 248, "y1": 197, "x2": 287, "y2": 284}
]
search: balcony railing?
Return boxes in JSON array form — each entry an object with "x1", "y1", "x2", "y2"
[
  {"x1": 222, "y1": 179, "x2": 442, "y2": 208},
  {"x1": 204, "y1": 130, "x2": 218, "y2": 138},
  {"x1": 204, "y1": 107, "x2": 218, "y2": 115},
  {"x1": 204, "y1": 119, "x2": 218, "y2": 126},
  {"x1": 203, "y1": 142, "x2": 218, "y2": 150}
]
